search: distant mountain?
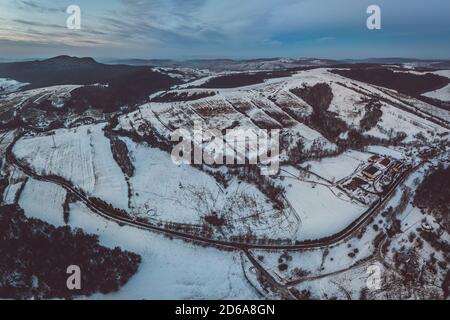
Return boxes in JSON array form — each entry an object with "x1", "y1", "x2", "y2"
[
  {"x1": 341, "y1": 58, "x2": 450, "y2": 69},
  {"x1": 0, "y1": 56, "x2": 179, "y2": 115},
  {"x1": 101, "y1": 58, "x2": 175, "y2": 67},
  {"x1": 103, "y1": 57, "x2": 341, "y2": 71},
  {"x1": 102, "y1": 57, "x2": 450, "y2": 72},
  {"x1": 0, "y1": 55, "x2": 177, "y2": 90}
]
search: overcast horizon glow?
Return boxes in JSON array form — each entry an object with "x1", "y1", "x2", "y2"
[{"x1": 0, "y1": 0, "x2": 449, "y2": 60}]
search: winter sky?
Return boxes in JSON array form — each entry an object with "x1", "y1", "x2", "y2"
[{"x1": 0, "y1": 0, "x2": 449, "y2": 59}]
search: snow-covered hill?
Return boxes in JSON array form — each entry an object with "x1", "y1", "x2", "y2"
[{"x1": 1, "y1": 60, "x2": 449, "y2": 300}]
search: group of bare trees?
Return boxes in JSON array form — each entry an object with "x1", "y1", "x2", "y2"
[{"x1": 414, "y1": 165, "x2": 450, "y2": 233}]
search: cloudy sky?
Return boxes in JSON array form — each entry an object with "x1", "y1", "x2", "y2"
[{"x1": 0, "y1": 0, "x2": 449, "y2": 60}]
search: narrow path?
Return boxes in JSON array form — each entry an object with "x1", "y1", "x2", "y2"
[{"x1": 244, "y1": 250, "x2": 296, "y2": 300}]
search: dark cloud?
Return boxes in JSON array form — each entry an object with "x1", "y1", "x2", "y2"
[
  {"x1": 14, "y1": 0, "x2": 65, "y2": 14},
  {"x1": 1, "y1": 0, "x2": 449, "y2": 59},
  {"x1": 12, "y1": 18, "x2": 62, "y2": 29}
]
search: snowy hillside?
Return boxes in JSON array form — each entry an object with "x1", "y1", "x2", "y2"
[
  {"x1": 0, "y1": 78, "x2": 27, "y2": 95},
  {"x1": 13, "y1": 124, "x2": 130, "y2": 211},
  {"x1": 1, "y1": 59, "x2": 449, "y2": 301},
  {"x1": 423, "y1": 84, "x2": 450, "y2": 102}
]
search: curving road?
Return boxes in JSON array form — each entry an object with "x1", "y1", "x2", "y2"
[{"x1": 5, "y1": 133, "x2": 421, "y2": 251}]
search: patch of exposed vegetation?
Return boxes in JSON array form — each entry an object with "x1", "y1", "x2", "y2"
[
  {"x1": 0, "y1": 204, "x2": 141, "y2": 299},
  {"x1": 360, "y1": 99, "x2": 383, "y2": 131},
  {"x1": 109, "y1": 137, "x2": 134, "y2": 177},
  {"x1": 199, "y1": 70, "x2": 294, "y2": 89},
  {"x1": 0, "y1": 176, "x2": 7, "y2": 201},
  {"x1": 414, "y1": 166, "x2": 450, "y2": 232},
  {"x1": 204, "y1": 214, "x2": 226, "y2": 227},
  {"x1": 332, "y1": 67, "x2": 449, "y2": 96},
  {"x1": 151, "y1": 91, "x2": 216, "y2": 102},
  {"x1": 290, "y1": 83, "x2": 333, "y2": 113},
  {"x1": 291, "y1": 83, "x2": 348, "y2": 141}
]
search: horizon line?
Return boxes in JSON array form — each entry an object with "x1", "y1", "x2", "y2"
[{"x1": 1, "y1": 55, "x2": 450, "y2": 63}]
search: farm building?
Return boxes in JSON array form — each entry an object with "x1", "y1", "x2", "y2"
[
  {"x1": 392, "y1": 162, "x2": 404, "y2": 173},
  {"x1": 362, "y1": 166, "x2": 380, "y2": 180},
  {"x1": 343, "y1": 177, "x2": 367, "y2": 191},
  {"x1": 379, "y1": 158, "x2": 391, "y2": 167}
]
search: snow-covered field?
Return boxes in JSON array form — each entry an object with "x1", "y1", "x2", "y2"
[
  {"x1": 0, "y1": 130, "x2": 16, "y2": 152},
  {"x1": 3, "y1": 62, "x2": 448, "y2": 300},
  {"x1": 116, "y1": 70, "x2": 349, "y2": 161},
  {"x1": 422, "y1": 84, "x2": 450, "y2": 102},
  {"x1": 2, "y1": 181, "x2": 23, "y2": 204},
  {"x1": 2, "y1": 84, "x2": 80, "y2": 108},
  {"x1": 293, "y1": 261, "x2": 381, "y2": 299},
  {"x1": 300, "y1": 150, "x2": 371, "y2": 182},
  {"x1": 124, "y1": 136, "x2": 218, "y2": 223},
  {"x1": 11, "y1": 124, "x2": 300, "y2": 240},
  {"x1": 430, "y1": 70, "x2": 450, "y2": 79},
  {"x1": 0, "y1": 78, "x2": 27, "y2": 94},
  {"x1": 278, "y1": 166, "x2": 367, "y2": 241},
  {"x1": 1, "y1": 167, "x2": 26, "y2": 204},
  {"x1": 19, "y1": 178, "x2": 67, "y2": 227},
  {"x1": 124, "y1": 137, "x2": 300, "y2": 239},
  {"x1": 365, "y1": 101, "x2": 447, "y2": 143},
  {"x1": 366, "y1": 146, "x2": 404, "y2": 160},
  {"x1": 73, "y1": 201, "x2": 260, "y2": 299},
  {"x1": 328, "y1": 82, "x2": 366, "y2": 127},
  {"x1": 15, "y1": 179, "x2": 260, "y2": 299},
  {"x1": 13, "y1": 123, "x2": 129, "y2": 211},
  {"x1": 117, "y1": 68, "x2": 448, "y2": 157}
]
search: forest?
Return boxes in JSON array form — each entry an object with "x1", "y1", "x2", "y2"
[{"x1": 0, "y1": 204, "x2": 141, "y2": 299}]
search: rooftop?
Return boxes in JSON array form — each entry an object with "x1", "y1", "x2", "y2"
[
  {"x1": 363, "y1": 165, "x2": 379, "y2": 176},
  {"x1": 379, "y1": 158, "x2": 391, "y2": 167}
]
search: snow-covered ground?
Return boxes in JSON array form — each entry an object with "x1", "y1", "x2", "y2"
[
  {"x1": 3, "y1": 84, "x2": 81, "y2": 108},
  {"x1": 328, "y1": 82, "x2": 366, "y2": 127},
  {"x1": 3, "y1": 63, "x2": 448, "y2": 300},
  {"x1": 19, "y1": 178, "x2": 67, "y2": 227},
  {"x1": 68, "y1": 201, "x2": 260, "y2": 300},
  {"x1": 250, "y1": 214, "x2": 381, "y2": 283},
  {"x1": 291, "y1": 161, "x2": 449, "y2": 300},
  {"x1": 365, "y1": 101, "x2": 447, "y2": 143},
  {"x1": 14, "y1": 175, "x2": 261, "y2": 299},
  {"x1": 278, "y1": 166, "x2": 367, "y2": 241},
  {"x1": 0, "y1": 130, "x2": 16, "y2": 153},
  {"x1": 422, "y1": 84, "x2": 450, "y2": 102},
  {"x1": 300, "y1": 150, "x2": 371, "y2": 182},
  {"x1": 1, "y1": 167, "x2": 26, "y2": 204},
  {"x1": 118, "y1": 68, "x2": 448, "y2": 154},
  {"x1": 125, "y1": 136, "x2": 217, "y2": 223},
  {"x1": 366, "y1": 146, "x2": 404, "y2": 160},
  {"x1": 293, "y1": 261, "x2": 381, "y2": 300},
  {"x1": 2, "y1": 181, "x2": 23, "y2": 204},
  {"x1": 0, "y1": 78, "x2": 28, "y2": 94},
  {"x1": 430, "y1": 70, "x2": 450, "y2": 79},
  {"x1": 124, "y1": 137, "x2": 300, "y2": 239},
  {"x1": 13, "y1": 123, "x2": 129, "y2": 211},
  {"x1": 11, "y1": 124, "x2": 300, "y2": 240}
]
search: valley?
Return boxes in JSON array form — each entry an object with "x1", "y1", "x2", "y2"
[{"x1": 1, "y1": 57, "x2": 449, "y2": 300}]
